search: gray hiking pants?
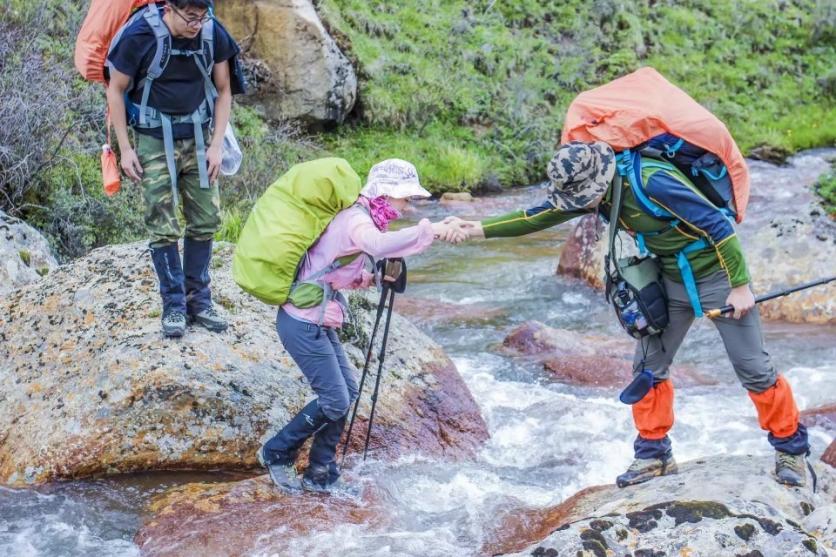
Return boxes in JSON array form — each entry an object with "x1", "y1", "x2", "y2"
[
  {"x1": 277, "y1": 309, "x2": 359, "y2": 421},
  {"x1": 633, "y1": 272, "x2": 777, "y2": 393}
]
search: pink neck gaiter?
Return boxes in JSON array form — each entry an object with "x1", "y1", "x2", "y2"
[{"x1": 359, "y1": 195, "x2": 401, "y2": 231}]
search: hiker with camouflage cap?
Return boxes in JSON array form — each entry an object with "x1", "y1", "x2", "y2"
[
  {"x1": 106, "y1": 0, "x2": 243, "y2": 338},
  {"x1": 449, "y1": 140, "x2": 810, "y2": 489}
]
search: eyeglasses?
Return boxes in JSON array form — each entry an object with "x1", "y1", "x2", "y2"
[{"x1": 169, "y1": 5, "x2": 212, "y2": 28}]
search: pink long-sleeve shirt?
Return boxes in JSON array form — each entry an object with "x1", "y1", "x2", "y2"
[{"x1": 282, "y1": 206, "x2": 435, "y2": 328}]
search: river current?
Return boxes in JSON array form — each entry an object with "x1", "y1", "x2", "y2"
[{"x1": 1, "y1": 152, "x2": 834, "y2": 556}]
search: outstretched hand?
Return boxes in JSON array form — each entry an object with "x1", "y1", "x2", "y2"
[
  {"x1": 431, "y1": 221, "x2": 467, "y2": 244},
  {"x1": 442, "y1": 216, "x2": 485, "y2": 240}
]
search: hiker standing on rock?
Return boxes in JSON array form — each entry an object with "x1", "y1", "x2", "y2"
[
  {"x1": 448, "y1": 141, "x2": 811, "y2": 488},
  {"x1": 105, "y1": 0, "x2": 242, "y2": 338},
  {"x1": 259, "y1": 159, "x2": 466, "y2": 493}
]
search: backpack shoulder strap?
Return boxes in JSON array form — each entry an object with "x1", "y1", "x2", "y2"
[{"x1": 138, "y1": 3, "x2": 171, "y2": 126}]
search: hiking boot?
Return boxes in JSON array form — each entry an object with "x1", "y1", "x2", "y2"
[
  {"x1": 301, "y1": 463, "x2": 358, "y2": 497},
  {"x1": 188, "y1": 306, "x2": 228, "y2": 332},
  {"x1": 257, "y1": 445, "x2": 302, "y2": 492},
  {"x1": 616, "y1": 455, "x2": 678, "y2": 488},
  {"x1": 775, "y1": 451, "x2": 806, "y2": 487},
  {"x1": 161, "y1": 310, "x2": 187, "y2": 338}
]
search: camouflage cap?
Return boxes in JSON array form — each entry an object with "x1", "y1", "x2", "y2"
[{"x1": 546, "y1": 141, "x2": 616, "y2": 211}]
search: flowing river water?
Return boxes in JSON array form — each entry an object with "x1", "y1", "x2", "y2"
[{"x1": 1, "y1": 151, "x2": 835, "y2": 556}]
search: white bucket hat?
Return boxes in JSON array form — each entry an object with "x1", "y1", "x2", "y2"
[{"x1": 360, "y1": 159, "x2": 432, "y2": 199}]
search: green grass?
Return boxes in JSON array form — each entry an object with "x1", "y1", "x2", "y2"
[{"x1": 319, "y1": 0, "x2": 836, "y2": 192}]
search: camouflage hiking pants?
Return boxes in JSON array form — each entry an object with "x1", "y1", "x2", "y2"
[{"x1": 136, "y1": 131, "x2": 221, "y2": 248}]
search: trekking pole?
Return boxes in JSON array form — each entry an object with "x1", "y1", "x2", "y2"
[
  {"x1": 706, "y1": 276, "x2": 836, "y2": 319},
  {"x1": 341, "y1": 284, "x2": 390, "y2": 464},
  {"x1": 363, "y1": 285, "x2": 397, "y2": 461}
]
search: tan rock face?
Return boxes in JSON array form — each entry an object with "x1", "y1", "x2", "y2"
[
  {"x1": 556, "y1": 151, "x2": 836, "y2": 324},
  {"x1": 485, "y1": 455, "x2": 836, "y2": 556},
  {"x1": 0, "y1": 242, "x2": 487, "y2": 486},
  {"x1": 216, "y1": 0, "x2": 357, "y2": 123},
  {"x1": 501, "y1": 321, "x2": 717, "y2": 388},
  {"x1": 0, "y1": 210, "x2": 58, "y2": 296}
]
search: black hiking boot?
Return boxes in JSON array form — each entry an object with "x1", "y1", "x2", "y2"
[
  {"x1": 188, "y1": 306, "x2": 228, "y2": 332},
  {"x1": 150, "y1": 243, "x2": 187, "y2": 338},
  {"x1": 261, "y1": 400, "x2": 330, "y2": 492},
  {"x1": 183, "y1": 238, "x2": 227, "y2": 331},
  {"x1": 775, "y1": 451, "x2": 806, "y2": 487},
  {"x1": 301, "y1": 415, "x2": 358, "y2": 495},
  {"x1": 616, "y1": 455, "x2": 678, "y2": 488},
  {"x1": 161, "y1": 310, "x2": 187, "y2": 338},
  {"x1": 257, "y1": 445, "x2": 301, "y2": 492}
]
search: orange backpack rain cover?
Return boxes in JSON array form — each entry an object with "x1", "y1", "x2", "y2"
[
  {"x1": 74, "y1": 0, "x2": 153, "y2": 83},
  {"x1": 561, "y1": 67, "x2": 750, "y2": 222}
]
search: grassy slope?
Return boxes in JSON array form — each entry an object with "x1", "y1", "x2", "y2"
[{"x1": 318, "y1": 0, "x2": 836, "y2": 192}]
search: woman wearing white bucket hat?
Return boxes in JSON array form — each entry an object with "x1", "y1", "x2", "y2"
[{"x1": 259, "y1": 159, "x2": 464, "y2": 494}]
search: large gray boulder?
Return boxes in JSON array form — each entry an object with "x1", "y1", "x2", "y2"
[
  {"x1": 0, "y1": 210, "x2": 57, "y2": 296},
  {"x1": 487, "y1": 455, "x2": 836, "y2": 556},
  {"x1": 0, "y1": 242, "x2": 487, "y2": 486},
  {"x1": 216, "y1": 0, "x2": 357, "y2": 124}
]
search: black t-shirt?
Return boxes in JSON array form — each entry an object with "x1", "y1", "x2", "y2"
[{"x1": 108, "y1": 13, "x2": 240, "y2": 138}]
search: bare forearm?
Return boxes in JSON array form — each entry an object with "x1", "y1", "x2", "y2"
[
  {"x1": 210, "y1": 88, "x2": 232, "y2": 148},
  {"x1": 106, "y1": 87, "x2": 132, "y2": 152}
]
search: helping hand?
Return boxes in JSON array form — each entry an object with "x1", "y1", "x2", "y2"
[
  {"x1": 725, "y1": 284, "x2": 755, "y2": 320},
  {"x1": 431, "y1": 221, "x2": 468, "y2": 244}
]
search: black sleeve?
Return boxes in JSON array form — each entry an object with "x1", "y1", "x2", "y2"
[
  {"x1": 107, "y1": 21, "x2": 154, "y2": 79},
  {"x1": 212, "y1": 21, "x2": 241, "y2": 63}
]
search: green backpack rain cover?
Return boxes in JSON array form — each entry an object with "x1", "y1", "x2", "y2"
[{"x1": 232, "y1": 158, "x2": 362, "y2": 305}]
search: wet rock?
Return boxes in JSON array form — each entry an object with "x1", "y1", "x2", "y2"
[
  {"x1": 216, "y1": 0, "x2": 357, "y2": 124},
  {"x1": 501, "y1": 321, "x2": 716, "y2": 388},
  {"x1": 0, "y1": 242, "x2": 487, "y2": 486},
  {"x1": 393, "y1": 296, "x2": 505, "y2": 327},
  {"x1": 824, "y1": 441, "x2": 836, "y2": 468},
  {"x1": 0, "y1": 210, "x2": 58, "y2": 296},
  {"x1": 439, "y1": 192, "x2": 474, "y2": 204},
  {"x1": 801, "y1": 404, "x2": 836, "y2": 433},
  {"x1": 486, "y1": 454, "x2": 836, "y2": 556},
  {"x1": 748, "y1": 145, "x2": 791, "y2": 165},
  {"x1": 555, "y1": 214, "x2": 607, "y2": 290},
  {"x1": 556, "y1": 150, "x2": 836, "y2": 324},
  {"x1": 135, "y1": 475, "x2": 387, "y2": 556}
]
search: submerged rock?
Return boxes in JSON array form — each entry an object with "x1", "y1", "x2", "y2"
[
  {"x1": 502, "y1": 321, "x2": 716, "y2": 388},
  {"x1": 135, "y1": 475, "x2": 387, "y2": 557},
  {"x1": 486, "y1": 454, "x2": 836, "y2": 556},
  {"x1": 556, "y1": 150, "x2": 836, "y2": 324},
  {"x1": 0, "y1": 210, "x2": 58, "y2": 296},
  {"x1": 393, "y1": 296, "x2": 506, "y2": 327},
  {"x1": 0, "y1": 242, "x2": 487, "y2": 486}
]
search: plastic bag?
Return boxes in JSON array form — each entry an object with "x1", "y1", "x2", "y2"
[
  {"x1": 101, "y1": 144, "x2": 121, "y2": 196},
  {"x1": 221, "y1": 124, "x2": 243, "y2": 176}
]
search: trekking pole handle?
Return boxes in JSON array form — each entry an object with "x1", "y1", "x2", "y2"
[{"x1": 706, "y1": 275, "x2": 836, "y2": 319}]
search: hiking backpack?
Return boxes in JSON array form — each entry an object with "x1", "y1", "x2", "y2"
[
  {"x1": 563, "y1": 67, "x2": 750, "y2": 318},
  {"x1": 75, "y1": 0, "x2": 220, "y2": 200},
  {"x1": 232, "y1": 158, "x2": 365, "y2": 307},
  {"x1": 561, "y1": 66, "x2": 750, "y2": 222}
]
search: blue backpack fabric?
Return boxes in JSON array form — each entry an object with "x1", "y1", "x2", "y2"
[{"x1": 637, "y1": 133, "x2": 735, "y2": 214}]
